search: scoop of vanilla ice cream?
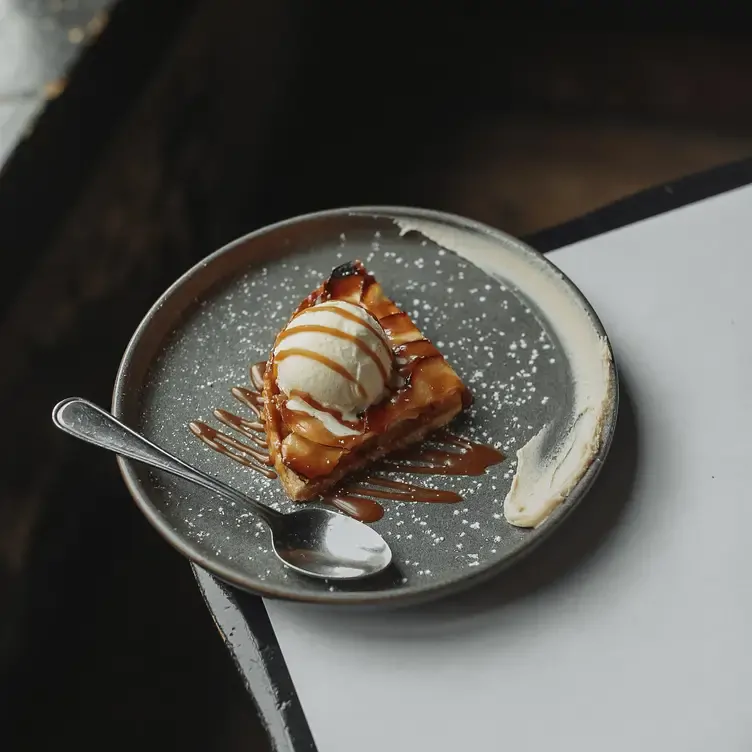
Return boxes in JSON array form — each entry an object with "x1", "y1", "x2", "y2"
[{"x1": 274, "y1": 300, "x2": 392, "y2": 416}]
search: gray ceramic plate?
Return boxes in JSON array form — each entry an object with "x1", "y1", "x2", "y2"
[{"x1": 113, "y1": 207, "x2": 617, "y2": 606}]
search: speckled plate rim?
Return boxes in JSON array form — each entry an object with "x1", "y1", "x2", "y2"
[{"x1": 113, "y1": 206, "x2": 618, "y2": 607}]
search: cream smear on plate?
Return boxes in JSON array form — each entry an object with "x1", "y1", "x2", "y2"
[{"x1": 394, "y1": 217, "x2": 614, "y2": 528}]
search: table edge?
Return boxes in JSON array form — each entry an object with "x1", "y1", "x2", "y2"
[{"x1": 527, "y1": 156, "x2": 752, "y2": 252}]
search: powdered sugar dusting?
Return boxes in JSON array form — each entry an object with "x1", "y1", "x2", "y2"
[{"x1": 131, "y1": 211, "x2": 580, "y2": 600}]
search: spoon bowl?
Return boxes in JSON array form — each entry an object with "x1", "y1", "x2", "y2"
[
  {"x1": 272, "y1": 507, "x2": 392, "y2": 579},
  {"x1": 52, "y1": 397, "x2": 393, "y2": 581}
]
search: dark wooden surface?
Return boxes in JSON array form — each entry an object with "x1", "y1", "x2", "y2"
[
  {"x1": 0, "y1": 1, "x2": 269, "y2": 749},
  {"x1": 2, "y1": 2, "x2": 752, "y2": 749}
]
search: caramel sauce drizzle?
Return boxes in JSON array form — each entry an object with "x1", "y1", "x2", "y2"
[
  {"x1": 214, "y1": 409, "x2": 267, "y2": 448},
  {"x1": 383, "y1": 431, "x2": 503, "y2": 476},
  {"x1": 249, "y1": 362, "x2": 266, "y2": 392},
  {"x1": 285, "y1": 390, "x2": 363, "y2": 430},
  {"x1": 188, "y1": 366, "x2": 276, "y2": 479},
  {"x1": 326, "y1": 496, "x2": 385, "y2": 523},
  {"x1": 278, "y1": 324, "x2": 389, "y2": 383},
  {"x1": 338, "y1": 477, "x2": 461, "y2": 503},
  {"x1": 189, "y1": 420, "x2": 276, "y2": 479},
  {"x1": 275, "y1": 348, "x2": 367, "y2": 397},
  {"x1": 188, "y1": 362, "x2": 503, "y2": 523},
  {"x1": 231, "y1": 385, "x2": 264, "y2": 418},
  {"x1": 303, "y1": 302, "x2": 389, "y2": 346}
]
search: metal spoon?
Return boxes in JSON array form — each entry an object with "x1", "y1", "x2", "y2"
[{"x1": 51, "y1": 398, "x2": 392, "y2": 580}]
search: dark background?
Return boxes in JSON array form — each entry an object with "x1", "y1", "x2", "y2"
[{"x1": 1, "y1": 1, "x2": 751, "y2": 749}]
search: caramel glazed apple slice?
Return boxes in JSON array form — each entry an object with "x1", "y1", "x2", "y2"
[{"x1": 263, "y1": 260, "x2": 479, "y2": 501}]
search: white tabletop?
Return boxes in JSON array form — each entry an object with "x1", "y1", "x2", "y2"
[{"x1": 264, "y1": 185, "x2": 752, "y2": 752}]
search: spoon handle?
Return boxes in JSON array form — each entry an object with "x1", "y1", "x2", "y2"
[{"x1": 52, "y1": 397, "x2": 282, "y2": 526}]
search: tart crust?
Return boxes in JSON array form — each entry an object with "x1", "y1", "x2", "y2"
[{"x1": 263, "y1": 261, "x2": 469, "y2": 501}]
